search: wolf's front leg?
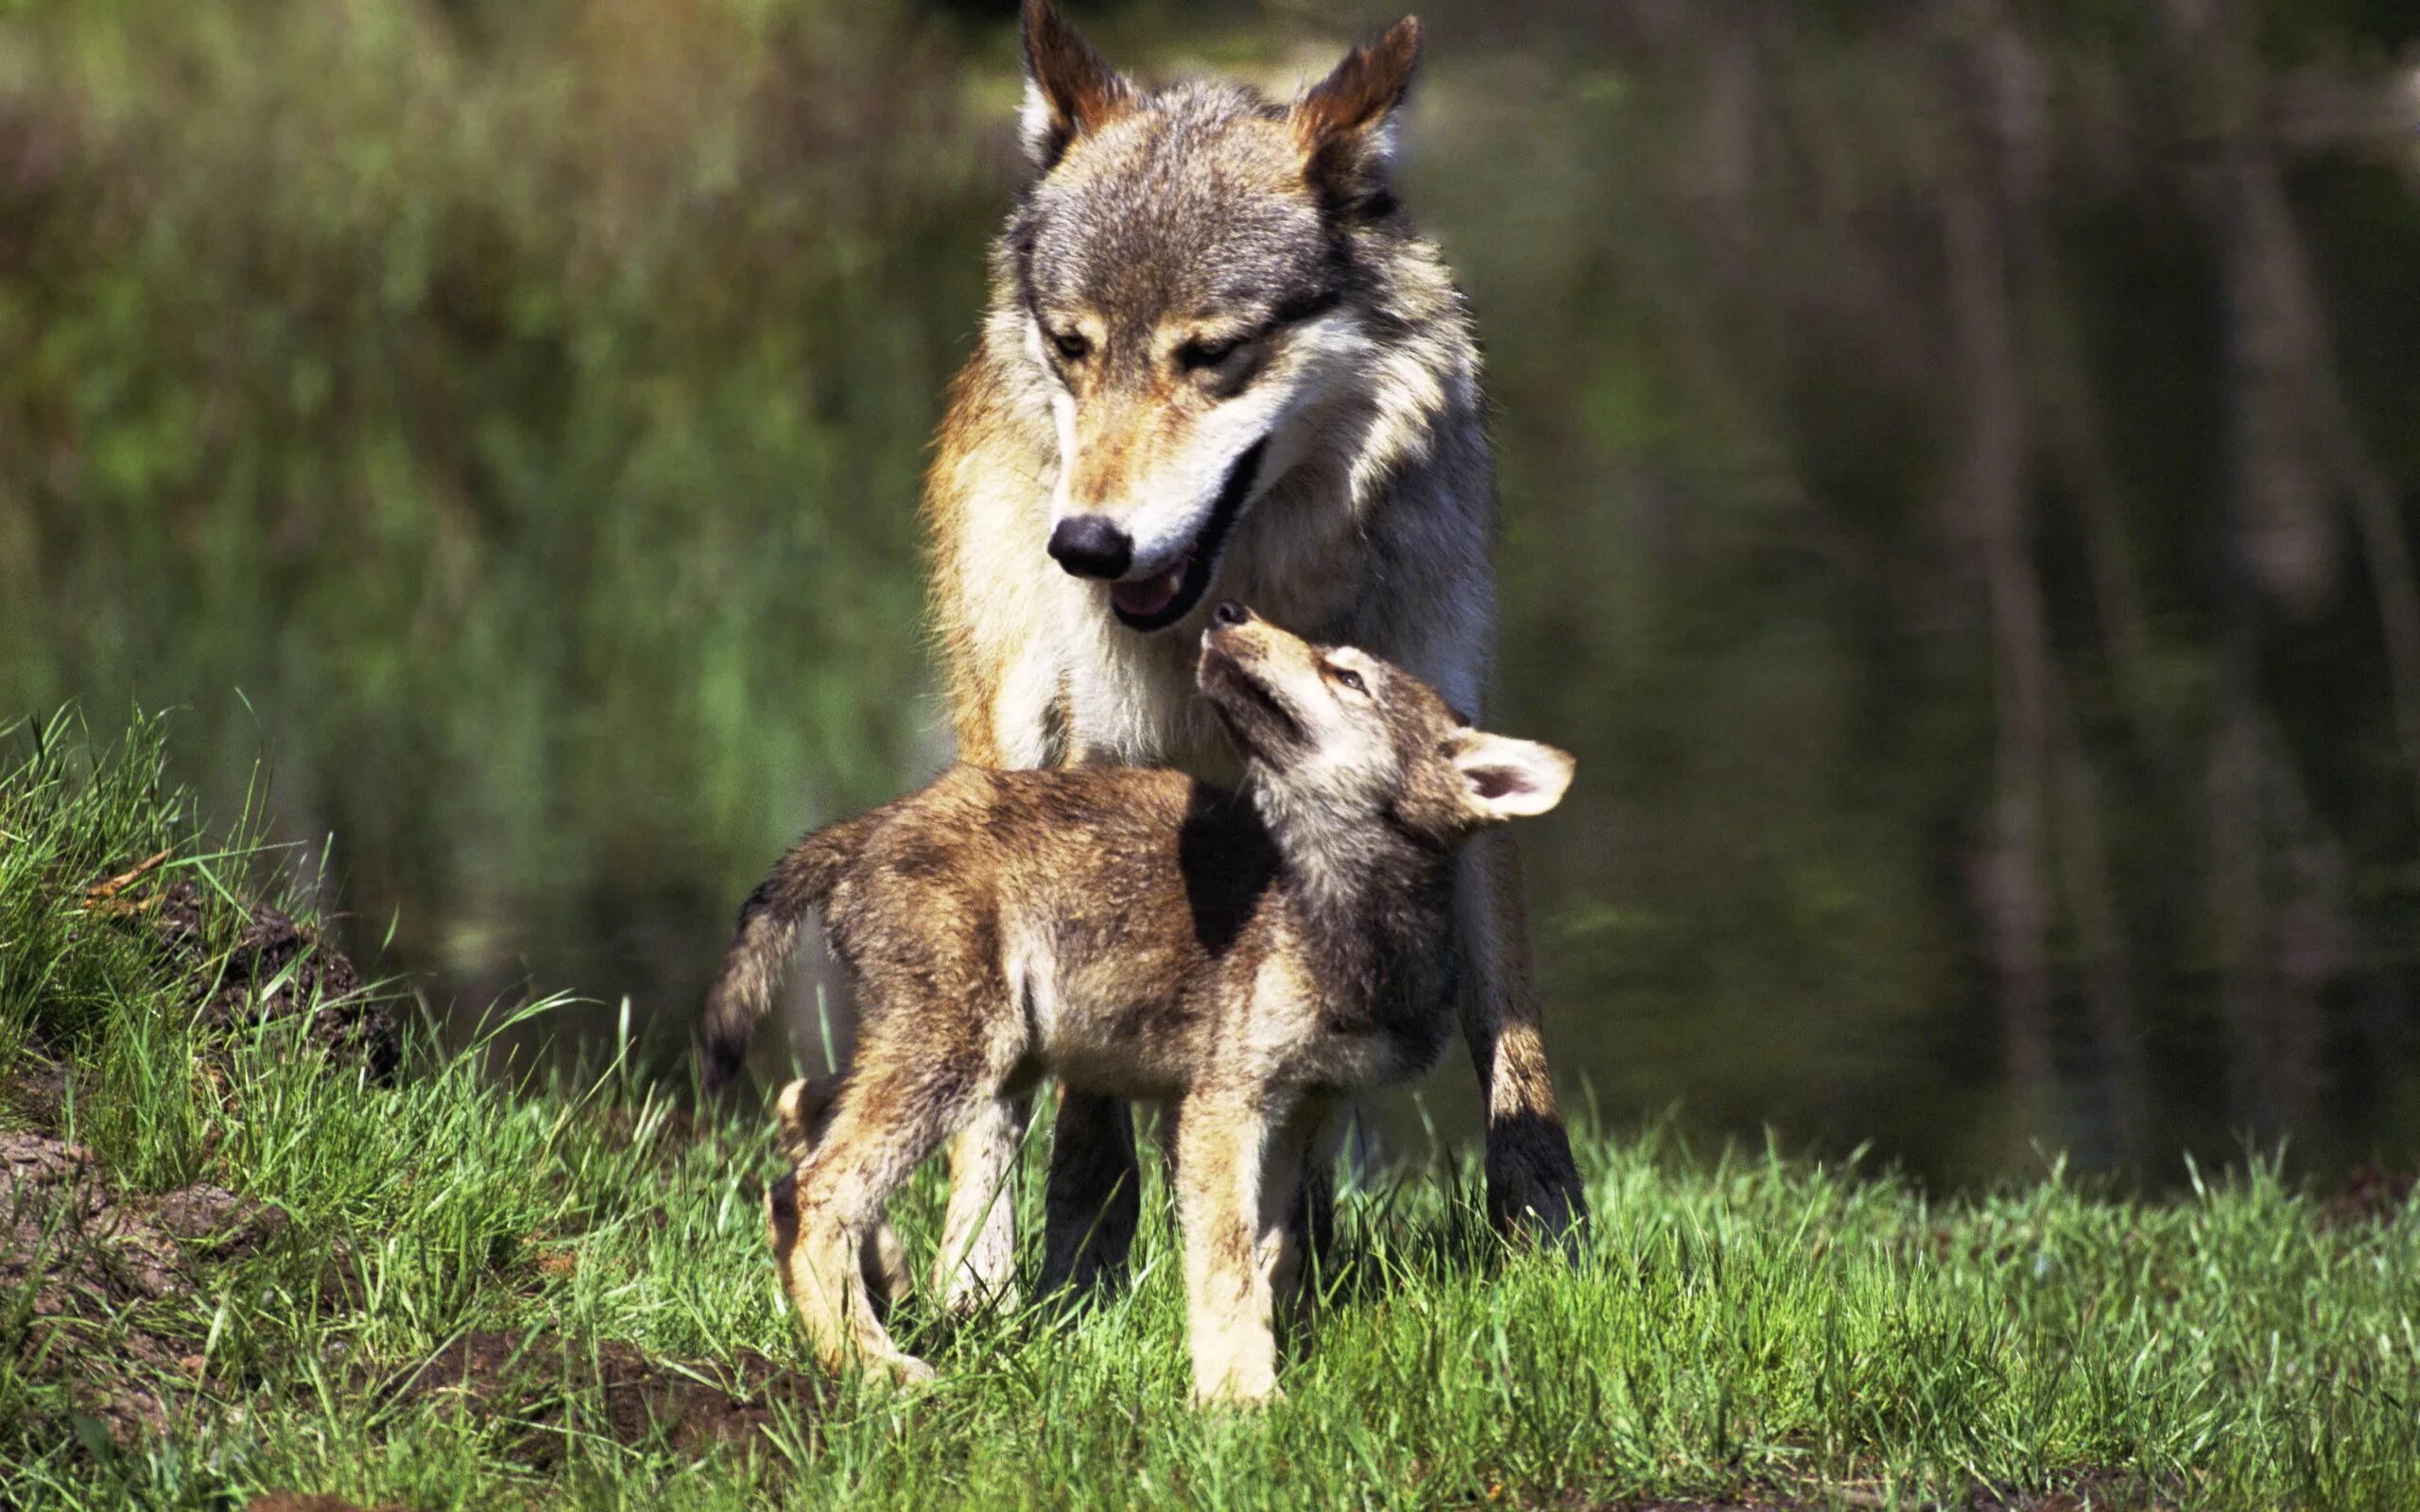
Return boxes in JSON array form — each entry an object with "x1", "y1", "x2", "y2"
[
  {"x1": 1174, "y1": 1091, "x2": 1283, "y2": 1404},
  {"x1": 1037, "y1": 1091, "x2": 1141, "y2": 1297},
  {"x1": 1457, "y1": 829, "x2": 1588, "y2": 1246}
]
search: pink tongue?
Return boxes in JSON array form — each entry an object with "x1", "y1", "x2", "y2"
[
  {"x1": 1113, "y1": 574, "x2": 1181, "y2": 617},
  {"x1": 1111, "y1": 546, "x2": 1194, "y2": 618}
]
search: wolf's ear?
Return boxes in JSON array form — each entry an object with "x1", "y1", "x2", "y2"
[
  {"x1": 1021, "y1": 0, "x2": 1132, "y2": 171},
  {"x1": 1291, "y1": 16, "x2": 1421, "y2": 214},
  {"x1": 1452, "y1": 731, "x2": 1573, "y2": 824}
]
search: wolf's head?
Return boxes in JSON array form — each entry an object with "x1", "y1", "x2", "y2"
[
  {"x1": 1198, "y1": 603, "x2": 1571, "y2": 851},
  {"x1": 1010, "y1": 0, "x2": 1426, "y2": 633}
]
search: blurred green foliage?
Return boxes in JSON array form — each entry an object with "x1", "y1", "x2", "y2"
[
  {"x1": 6, "y1": 0, "x2": 2420, "y2": 1185},
  {"x1": 2, "y1": 0, "x2": 994, "y2": 1009}
]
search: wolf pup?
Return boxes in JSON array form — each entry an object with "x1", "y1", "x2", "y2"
[
  {"x1": 867, "y1": 0, "x2": 1592, "y2": 1312},
  {"x1": 703, "y1": 606, "x2": 1572, "y2": 1402}
]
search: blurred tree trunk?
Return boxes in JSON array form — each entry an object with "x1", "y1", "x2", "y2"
[
  {"x1": 1941, "y1": 3, "x2": 2056, "y2": 1143},
  {"x1": 2161, "y1": 0, "x2": 2391, "y2": 1134}
]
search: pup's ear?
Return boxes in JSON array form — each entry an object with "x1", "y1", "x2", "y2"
[
  {"x1": 1291, "y1": 16, "x2": 1421, "y2": 215},
  {"x1": 1020, "y1": 0, "x2": 1132, "y2": 171},
  {"x1": 1452, "y1": 732, "x2": 1574, "y2": 823}
]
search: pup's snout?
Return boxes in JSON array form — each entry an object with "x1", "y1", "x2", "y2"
[
  {"x1": 1048, "y1": 515, "x2": 1133, "y2": 580},
  {"x1": 1211, "y1": 601, "x2": 1252, "y2": 627}
]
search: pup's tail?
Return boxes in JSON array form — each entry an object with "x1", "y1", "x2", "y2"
[{"x1": 700, "y1": 816, "x2": 870, "y2": 1092}]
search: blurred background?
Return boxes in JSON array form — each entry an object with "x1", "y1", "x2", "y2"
[{"x1": 6, "y1": 0, "x2": 2420, "y2": 1189}]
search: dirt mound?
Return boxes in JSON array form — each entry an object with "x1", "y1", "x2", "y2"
[
  {"x1": 78, "y1": 850, "x2": 400, "y2": 1081},
  {"x1": 149, "y1": 877, "x2": 400, "y2": 1082},
  {"x1": 376, "y1": 1330, "x2": 826, "y2": 1464},
  {"x1": 1, "y1": 1129, "x2": 293, "y2": 1442}
]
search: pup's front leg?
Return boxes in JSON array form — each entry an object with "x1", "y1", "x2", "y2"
[
  {"x1": 1174, "y1": 1090, "x2": 1284, "y2": 1404},
  {"x1": 1271, "y1": 1105, "x2": 1341, "y2": 1337}
]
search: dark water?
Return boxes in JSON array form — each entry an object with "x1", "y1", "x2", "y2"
[{"x1": 9, "y1": 0, "x2": 2420, "y2": 1188}]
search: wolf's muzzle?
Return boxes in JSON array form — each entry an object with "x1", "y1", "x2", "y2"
[{"x1": 1048, "y1": 515, "x2": 1132, "y2": 579}]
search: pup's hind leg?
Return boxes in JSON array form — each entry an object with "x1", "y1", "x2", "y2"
[
  {"x1": 933, "y1": 1094, "x2": 1024, "y2": 1314},
  {"x1": 773, "y1": 1062, "x2": 992, "y2": 1383},
  {"x1": 768, "y1": 1074, "x2": 909, "y2": 1313}
]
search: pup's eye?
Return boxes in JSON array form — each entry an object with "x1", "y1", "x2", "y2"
[
  {"x1": 1328, "y1": 664, "x2": 1367, "y2": 695},
  {"x1": 1052, "y1": 331, "x2": 1091, "y2": 362},
  {"x1": 1178, "y1": 335, "x2": 1244, "y2": 371}
]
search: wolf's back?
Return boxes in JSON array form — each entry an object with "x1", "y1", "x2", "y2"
[{"x1": 700, "y1": 814, "x2": 877, "y2": 1091}]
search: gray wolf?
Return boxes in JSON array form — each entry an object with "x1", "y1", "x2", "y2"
[
  {"x1": 708, "y1": 606, "x2": 1573, "y2": 1401},
  {"x1": 903, "y1": 0, "x2": 1592, "y2": 1306}
]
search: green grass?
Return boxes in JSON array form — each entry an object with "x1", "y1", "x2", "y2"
[{"x1": 2, "y1": 711, "x2": 2416, "y2": 1512}]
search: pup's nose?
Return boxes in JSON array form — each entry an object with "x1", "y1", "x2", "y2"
[
  {"x1": 1211, "y1": 601, "x2": 1251, "y2": 627},
  {"x1": 1047, "y1": 515, "x2": 1133, "y2": 580}
]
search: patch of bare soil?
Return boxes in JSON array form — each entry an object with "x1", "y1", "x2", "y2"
[
  {"x1": 1967, "y1": 1472, "x2": 2178, "y2": 1511},
  {"x1": 0, "y1": 1129, "x2": 292, "y2": 1443},
  {"x1": 243, "y1": 1497, "x2": 410, "y2": 1512},
  {"x1": 0, "y1": 1044, "x2": 69, "y2": 1130},
  {"x1": 374, "y1": 1330, "x2": 826, "y2": 1464},
  {"x1": 147, "y1": 876, "x2": 400, "y2": 1082},
  {"x1": 2318, "y1": 1162, "x2": 2416, "y2": 1227}
]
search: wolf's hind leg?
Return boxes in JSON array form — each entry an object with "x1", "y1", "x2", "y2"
[{"x1": 934, "y1": 1094, "x2": 1024, "y2": 1313}]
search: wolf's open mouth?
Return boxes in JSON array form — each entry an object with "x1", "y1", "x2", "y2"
[{"x1": 1110, "y1": 439, "x2": 1268, "y2": 632}]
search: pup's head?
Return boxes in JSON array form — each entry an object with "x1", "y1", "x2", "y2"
[
  {"x1": 1011, "y1": 0, "x2": 1423, "y2": 632},
  {"x1": 1198, "y1": 603, "x2": 1573, "y2": 845}
]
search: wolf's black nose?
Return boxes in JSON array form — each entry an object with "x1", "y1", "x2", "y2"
[
  {"x1": 1212, "y1": 600, "x2": 1250, "y2": 627},
  {"x1": 1048, "y1": 515, "x2": 1133, "y2": 579}
]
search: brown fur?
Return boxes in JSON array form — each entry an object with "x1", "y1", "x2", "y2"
[
  {"x1": 713, "y1": 611, "x2": 1571, "y2": 1401},
  {"x1": 908, "y1": 1, "x2": 1591, "y2": 1308}
]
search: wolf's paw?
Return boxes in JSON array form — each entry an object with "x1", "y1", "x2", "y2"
[{"x1": 1483, "y1": 1111, "x2": 1589, "y2": 1254}]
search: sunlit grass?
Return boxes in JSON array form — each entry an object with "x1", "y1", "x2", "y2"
[{"x1": 2, "y1": 713, "x2": 2416, "y2": 1511}]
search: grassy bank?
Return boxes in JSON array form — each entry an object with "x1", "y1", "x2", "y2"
[{"x1": 2, "y1": 711, "x2": 2416, "y2": 1512}]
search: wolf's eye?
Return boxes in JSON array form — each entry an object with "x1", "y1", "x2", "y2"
[
  {"x1": 1328, "y1": 664, "x2": 1367, "y2": 695},
  {"x1": 1177, "y1": 335, "x2": 1244, "y2": 371},
  {"x1": 1051, "y1": 331, "x2": 1090, "y2": 362}
]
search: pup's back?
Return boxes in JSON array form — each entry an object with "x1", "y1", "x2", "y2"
[{"x1": 701, "y1": 764, "x2": 1280, "y2": 1096}]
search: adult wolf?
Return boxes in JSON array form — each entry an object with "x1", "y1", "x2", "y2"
[{"x1": 923, "y1": 0, "x2": 1587, "y2": 1299}]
